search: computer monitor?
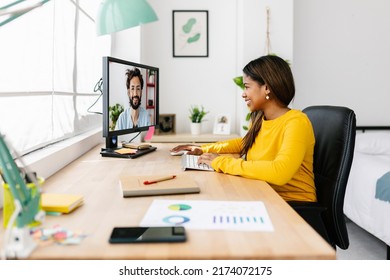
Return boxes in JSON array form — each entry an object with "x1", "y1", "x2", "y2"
[{"x1": 101, "y1": 56, "x2": 159, "y2": 158}]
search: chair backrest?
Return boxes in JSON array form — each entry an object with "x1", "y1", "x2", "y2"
[{"x1": 303, "y1": 105, "x2": 356, "y2": 249}]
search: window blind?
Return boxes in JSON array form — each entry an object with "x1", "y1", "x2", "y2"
[{"x1": 0, "y1": 0, "x2": 110, "y2": 154}]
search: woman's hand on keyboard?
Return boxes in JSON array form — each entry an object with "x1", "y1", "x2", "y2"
[
  {"x1": 171, "y1": 144, "x2": 203, "y2": 155},
  {"x1": 198, "y1": 153, "x2": 219, "y2": 166}
]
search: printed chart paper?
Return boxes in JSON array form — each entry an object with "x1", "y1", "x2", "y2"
[{"x1": 140, "y1": 200, "x2": 274, "y2": 231}]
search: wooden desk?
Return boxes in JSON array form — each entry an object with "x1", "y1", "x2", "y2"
[{"x1": 0, "y1": 144, "x2": 335, "y2": 259}]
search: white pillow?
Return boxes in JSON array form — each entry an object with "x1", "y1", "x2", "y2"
[{"x1": 356, "y1": 131, "x2": 390, "y2": 155}]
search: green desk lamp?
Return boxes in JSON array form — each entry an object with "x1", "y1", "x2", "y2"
[
  {"x1": 96, "y1": 0, "x2": 158, "y2": 36},
  {"x1": 0, "y1": 133, "x2": 45, "y2": 259},
  {"x1": 1, "y1": 0, "x2": 158, "y2": 34},
  {"x1": 0, "y1": 0, "x2": 50, "y2": 27}
]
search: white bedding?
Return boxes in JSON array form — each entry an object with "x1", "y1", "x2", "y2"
[{"x1": 344, "y1": 141, "x2": 390, "y2": 246}]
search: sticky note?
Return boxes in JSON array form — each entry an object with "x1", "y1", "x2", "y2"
[{"x1": 144, "y1": 126, "x2": 155, "y2": 140}]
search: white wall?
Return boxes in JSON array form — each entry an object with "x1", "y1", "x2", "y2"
[
  {"x1": 237, "y1": 0, "x2": 293, "y2": 134},
  {"x1": 111, "y1": 27, "x2": 141, "y2": 63},
  {"x1": 112, "y1": 0, "x2": 293, "y2": 135},
  {"x1": 293, "y1": 0, "x2": 390, "y2": 126},
  {"x1": 141, "y1": 0, "x2": 238, "y2": 134}
]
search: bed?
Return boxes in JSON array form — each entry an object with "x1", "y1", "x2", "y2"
[{"x1": 343, "y1": 130, "x2": 390, "y2": 259}]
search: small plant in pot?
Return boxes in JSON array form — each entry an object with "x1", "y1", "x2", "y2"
[{"x1": 189, "y1": 105, "x2": 208, "y2": 135}]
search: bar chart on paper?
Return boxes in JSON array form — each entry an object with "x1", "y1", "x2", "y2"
[
  {"x1": 212, "y1": 215, "x2": 265, "y2": 225},
  {"x1": 140, "y1": 200, "x2": 274, "y2": 231}
]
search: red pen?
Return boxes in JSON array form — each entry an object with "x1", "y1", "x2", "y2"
[{"x1": 143, "y1": 175, "x2": 176, "y2": 185}]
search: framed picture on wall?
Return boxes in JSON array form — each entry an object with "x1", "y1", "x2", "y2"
[
  {"x1": 172, "y1": 10, "x2": 209, "y2": 57},
  {"x1": 213, "y1": 114, "x2": 231, "y2": 135},
  {"x1": 156, "y1": 114, "x2": 176, "y2": 135}
]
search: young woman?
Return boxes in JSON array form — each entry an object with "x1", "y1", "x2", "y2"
[{"x1": 171, "y1": 55, "x2": 316, "y2": 202}]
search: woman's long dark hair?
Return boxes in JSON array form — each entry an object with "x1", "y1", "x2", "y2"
[{"x1": 241, "y1": 55, "x2": 295, "y2": 157}]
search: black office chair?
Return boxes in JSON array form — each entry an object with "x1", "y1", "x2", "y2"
[{"x1": 288, "y1": 105, "x2": 356, "y2": 249}]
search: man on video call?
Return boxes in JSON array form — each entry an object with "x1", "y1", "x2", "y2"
[{"x1": 115, "y1": 67, "x2": 151, "y2": 130}]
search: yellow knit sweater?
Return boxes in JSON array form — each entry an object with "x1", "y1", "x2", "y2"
[{"x1": 202, "y1": 109, "x2": 316, "y2": 202}]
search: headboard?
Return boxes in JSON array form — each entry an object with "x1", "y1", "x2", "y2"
[{"x1": 357, "y1": 126, "x2": 390, "y2": 133}]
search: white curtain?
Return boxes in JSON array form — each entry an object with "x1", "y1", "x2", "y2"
[{"x1": 0, "y1": 0, "x2": 110, "y2": 154}]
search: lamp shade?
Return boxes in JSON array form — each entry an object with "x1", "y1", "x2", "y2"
[{"x1": 96, "y1": 0, "x2": 158, "y2": 36}]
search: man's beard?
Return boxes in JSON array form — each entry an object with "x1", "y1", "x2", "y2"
[{"x1": 129, "y1": 96, "x2": 141, "y2": 110}]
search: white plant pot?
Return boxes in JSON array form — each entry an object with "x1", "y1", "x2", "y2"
[{"x1": 190, "y1": 122, "x2": 201, "y2": 135}]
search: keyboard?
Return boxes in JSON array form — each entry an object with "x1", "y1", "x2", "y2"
[{"x1": 181, "y1": 154, "x2": 214, "y2": 171}]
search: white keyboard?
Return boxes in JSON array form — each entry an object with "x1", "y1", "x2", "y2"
[{"x1": 181, "y1": 154, "x2": 214, "y2": 171}]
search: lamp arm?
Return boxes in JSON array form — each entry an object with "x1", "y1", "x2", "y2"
[
  {"x1": 69, "y1": 0, "x2": 94, "y2": 22},
  {"x1": 0, "y1": 0, "x2": 94, "y2": 27},
  {"x1": 0, "y1": 134, "x2": 41, "y2": 228},
  {"x1": 0, "y1": 0, "x2": 50, "y2": 27}
]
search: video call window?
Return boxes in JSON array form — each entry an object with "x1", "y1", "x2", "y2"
[{"x1": 102, "y1": 57, "x2": 159, "y2": 140}]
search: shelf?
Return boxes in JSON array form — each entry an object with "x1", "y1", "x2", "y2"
[
  {"x1": 145, "y1": 133, "x2": 240, "y2": 143},
  {"x1": 146, "y1": 71, "x2": 156, "y2": 113}
]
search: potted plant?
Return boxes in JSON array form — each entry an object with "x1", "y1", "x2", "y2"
[
  {"x1": 189, "y1": 105, "x2": 208, "y2": 135},
  {"x1": 109, "y1": 103, "x2": 124, "y2": 130}
]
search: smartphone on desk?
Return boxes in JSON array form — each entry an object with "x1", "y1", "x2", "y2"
[{"x1": 109, "y1": 226, "x2": 186, "y2": 243}]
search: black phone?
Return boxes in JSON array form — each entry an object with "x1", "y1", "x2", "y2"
[{"x1": 109, "y1": 226, "x2": 186, "y2": 243}]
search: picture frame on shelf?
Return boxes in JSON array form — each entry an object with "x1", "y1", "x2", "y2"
[
  {"x1": 156, "y1": 114, "x2": 176, "y2": 135},
  {"x1": 213, "y1": 114, "x2": 231, "y2": 135},
  {"x1": 172, "y1": 10, "x2": 209, "y2": 57}
]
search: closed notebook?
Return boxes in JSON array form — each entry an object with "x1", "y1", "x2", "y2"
[
  {"x1": 119, "y1": 173, "x2": 200, "y2": 197},
  {"x1": 41, "y1": 193, "x2": 84, "y2": 213}
]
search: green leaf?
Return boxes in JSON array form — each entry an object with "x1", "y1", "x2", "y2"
[
  {"x1": 233, "y1": 76, "x2": 245, "y2": 90},
  {"x1": 189, "y1": 105, "x2": 208, "y2": 123}
]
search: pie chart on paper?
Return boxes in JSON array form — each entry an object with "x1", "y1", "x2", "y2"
[
  {"x1": 168, "y1": 204, "x2": 192, "y2": 211},
  {"x1": 162, "y1": 215, "x2": 190, "y2": 225}
]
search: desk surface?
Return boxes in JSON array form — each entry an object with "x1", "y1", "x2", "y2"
[{"x1": 0, "y1": 144, "x2": 335, "y2": 260}]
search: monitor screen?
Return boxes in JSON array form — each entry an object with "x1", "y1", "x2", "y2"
[{"x1": 102, "y1": 56, "x2": 159, "y2": 148}]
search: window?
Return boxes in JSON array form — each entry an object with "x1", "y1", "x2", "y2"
[{"x1": 0, "y1": 0, "x2": 110, "y2": 155}]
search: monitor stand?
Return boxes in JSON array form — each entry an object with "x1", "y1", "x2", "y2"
[
  {"x1": 101, "y1": 136, "x2": 157, "y2": 159},
  {"x1": 100, "y1": 146, "x2": 157, "y2": 159}
]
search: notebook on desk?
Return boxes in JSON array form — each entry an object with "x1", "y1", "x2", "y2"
[
  {"x1": 119, "y1": 173, "x2": 200, "y2": 197},
  {"x1": 181, "y1": 154, "x2": 214, "y2": 171},
  {"x1": 41, "y1": 193, "x2": 84, "y2": 214}
]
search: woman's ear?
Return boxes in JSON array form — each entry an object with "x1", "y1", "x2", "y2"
[{"x1": 264, "y1": 84, "x2": 271, "y2": 94}]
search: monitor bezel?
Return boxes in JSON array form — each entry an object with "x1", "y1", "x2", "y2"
[{"x1": 102, "y1": 56, "x2": 159, "y2": 139}]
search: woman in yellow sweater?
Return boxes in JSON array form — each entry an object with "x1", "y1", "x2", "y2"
[{"x1": 172, "y1": 55, "x2": 316, "y2": 202}]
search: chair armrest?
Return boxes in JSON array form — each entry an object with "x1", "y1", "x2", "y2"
[
  {"x1": 288, "y1": 201, "x2": 330, "y2": 244},
  {"x1": 288, "y1": 201, "x2": 327, "y2": 213}
]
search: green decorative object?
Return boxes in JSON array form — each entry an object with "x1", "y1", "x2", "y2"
[
  {"x1": 0, "y1": 133, "x2": 45, "y2": 258},
  {"x1": 96, "y1": 0, "x2": 158, "y2": 36},
  {"x1": 182, "y1": 18, "x2": 196, "y2": 34},
  {"x1": 109, "y1": 103, "x2": 124, "y2": 130},
  {"x1": 189, "y1": 105, "x2": 208, "y2": 123},
  {"x1": 233, "y1": 76, "x2": 245, "y2": 90},
  {"x1": 188, "y1": 33, "x2": 201, "y2": 43}
]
